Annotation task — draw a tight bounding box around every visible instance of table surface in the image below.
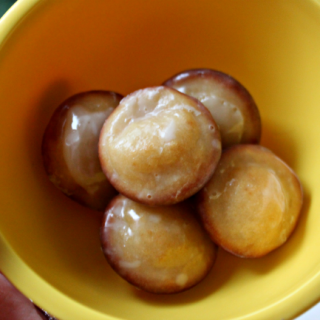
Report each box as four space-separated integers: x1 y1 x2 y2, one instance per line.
0 1 319 319
296 302 320 320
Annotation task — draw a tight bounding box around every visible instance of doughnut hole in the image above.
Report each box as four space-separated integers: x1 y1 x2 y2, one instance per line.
99 86 221 206
197 144 303 258
164 69 261 149
101 195 216 294
42 91 123 210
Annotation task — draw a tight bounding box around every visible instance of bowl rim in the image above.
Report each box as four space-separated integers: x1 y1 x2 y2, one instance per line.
0 0 37 48
0 0 320 319
0 3 120 319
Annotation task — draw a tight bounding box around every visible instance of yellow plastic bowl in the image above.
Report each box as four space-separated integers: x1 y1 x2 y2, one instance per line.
0 0 319 319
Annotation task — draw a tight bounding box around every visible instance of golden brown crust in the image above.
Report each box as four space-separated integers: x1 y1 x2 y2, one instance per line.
196 144 303 258
101 195 216 294
163 69 261 148
99 86 221 206
42 91 122 210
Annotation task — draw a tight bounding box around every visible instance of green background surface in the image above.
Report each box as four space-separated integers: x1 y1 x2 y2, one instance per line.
0 0 17 17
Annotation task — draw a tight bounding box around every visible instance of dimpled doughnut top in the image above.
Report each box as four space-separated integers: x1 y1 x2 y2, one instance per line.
99 86 221 206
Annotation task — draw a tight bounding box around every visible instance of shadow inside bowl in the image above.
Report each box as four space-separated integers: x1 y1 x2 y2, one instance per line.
261 120 298 170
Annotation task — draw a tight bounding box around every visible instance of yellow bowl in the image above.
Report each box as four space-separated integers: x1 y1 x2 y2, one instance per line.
0 0 319 319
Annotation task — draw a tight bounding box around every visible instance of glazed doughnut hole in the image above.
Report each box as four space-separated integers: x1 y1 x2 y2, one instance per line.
163 69 261 149
101 195 216 294
42 90 123 211
197 144 303 258
99 86 221 206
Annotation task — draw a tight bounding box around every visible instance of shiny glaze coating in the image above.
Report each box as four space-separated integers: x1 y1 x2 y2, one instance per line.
197 145 303 258
101 195 216 294
99 86 221 206
42 91 122 210
164 69 261 149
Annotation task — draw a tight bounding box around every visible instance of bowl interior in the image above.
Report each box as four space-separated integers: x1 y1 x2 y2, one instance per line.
0 0 320 319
